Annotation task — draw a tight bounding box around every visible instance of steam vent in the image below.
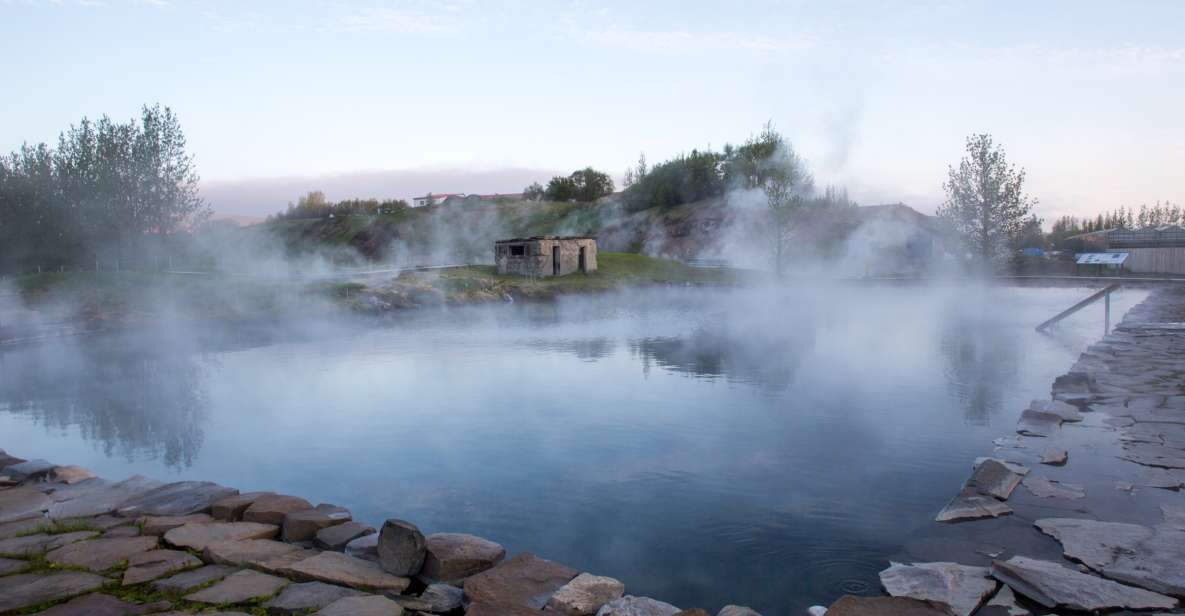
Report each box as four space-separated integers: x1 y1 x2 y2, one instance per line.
495 236 598 277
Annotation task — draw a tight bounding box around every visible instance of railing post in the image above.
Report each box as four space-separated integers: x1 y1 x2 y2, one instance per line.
1105 290 1111 334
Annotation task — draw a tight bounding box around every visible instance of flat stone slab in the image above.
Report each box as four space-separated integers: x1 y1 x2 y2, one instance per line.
163 521 278 550
263 580 366 615
46 535 159 571
117 480 238 517
1022 476 1085 499
1016 410 1061 437
390 582 464 612
122 548 202 585
1119 442 1185 469
1039 448 1068 465
141 513 213 535
346 532 380 562
0 556 28 575
152 563 236 593
547 572 627 615
990 556 1177 611
243 494 312 525
980 585 1028 616
314 595 405 615
315 520 375 551
204 538 301 566
464 552 578 609
1035 518 1152 569
1163 504 1185 529
935 491 1012 523
284 504 351 543
0 516 44 539
422 532 506 582
0 530 98 556
594 595 681 615
47 465 96 485
211 491 274 521
1029 400 1084 422
0 571 107 612
46 476 163 519
967 459 1024 499
36 592 172 615
1038 517 1185 596
2 458 55 481
825 595 960 616
278 550 411 592
0 486 52 523
878 561 997 616
253 546 321 574
187 568 290 604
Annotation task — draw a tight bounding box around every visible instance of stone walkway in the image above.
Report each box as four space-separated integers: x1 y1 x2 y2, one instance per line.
822 285 1185 615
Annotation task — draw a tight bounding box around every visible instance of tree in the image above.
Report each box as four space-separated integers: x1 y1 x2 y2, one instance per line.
750 123 813 277
937 134 1036 263
522 182 545 201
544 168 614 202
544 176 577 202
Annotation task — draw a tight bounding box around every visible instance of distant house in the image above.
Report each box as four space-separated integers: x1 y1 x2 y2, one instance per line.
413 192 526 207
495 236 598 277
412 193 465 207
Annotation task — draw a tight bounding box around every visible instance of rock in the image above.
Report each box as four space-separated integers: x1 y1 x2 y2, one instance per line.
1022 476 1085 499
674 610 710 616
967 459 1024 499
31 592 170 615
989 556 1177 611
935 490 1012 523
471 602 551 615
0 530 98 556
805 607 828 616
2 458 55 481
284 504 352 543
878 561 997 616
277 550 411 591
211 491 274 521
46 475 163 519
546 572 626 615
346 531 380 562
1106 526 1185 596
389 582 463 612
188 569 291 604
315 595 405 615
980 585 1029 615
1139 467 1185 489
141 512 214 535
46 535 158 571
104 525 142 538
422 532 506 582
162 520 278 550
1029 400 1084 422
465 552 579 610
1016 410 1062 437
316 520 375 551
717 606 762 616
263 581 366 615
1163 504 1185 529
152 563 236 593
0 571 107 612
243 493 312 525
0 516 44 539
0 486 52 523
378 518 426 576
1039 448 1067 465
824 596 952 616
595 595 681 615
1034 518 1152 569
0 556 28 574
253 546 321 574
1120 443 1185 469
204 538 301 566
116 480 238 517
121 548 201 584
0 449 25 468
47 465 95 485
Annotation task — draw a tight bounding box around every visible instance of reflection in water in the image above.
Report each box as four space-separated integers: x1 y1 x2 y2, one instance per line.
630 324 815 390
0 342 209 467
939 316 1021 425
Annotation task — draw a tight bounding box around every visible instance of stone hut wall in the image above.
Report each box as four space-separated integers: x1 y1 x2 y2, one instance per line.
495 237 598 277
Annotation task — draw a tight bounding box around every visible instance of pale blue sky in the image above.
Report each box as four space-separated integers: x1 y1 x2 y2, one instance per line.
2 0 1182 218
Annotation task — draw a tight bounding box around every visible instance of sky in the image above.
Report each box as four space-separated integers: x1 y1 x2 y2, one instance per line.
1 0 1182 220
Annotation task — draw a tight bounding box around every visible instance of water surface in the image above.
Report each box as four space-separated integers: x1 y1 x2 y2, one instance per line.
0 283 1146 614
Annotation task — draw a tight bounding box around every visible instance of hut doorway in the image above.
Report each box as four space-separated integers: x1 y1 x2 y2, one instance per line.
578 247 587 273
552 246 560 276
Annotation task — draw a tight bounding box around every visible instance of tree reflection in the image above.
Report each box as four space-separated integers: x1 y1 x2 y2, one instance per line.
939 317 1020 425
631 323 816 390
0 340 209 467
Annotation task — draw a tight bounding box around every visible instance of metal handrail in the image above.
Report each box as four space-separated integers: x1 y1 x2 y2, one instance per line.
1036 283 1122 333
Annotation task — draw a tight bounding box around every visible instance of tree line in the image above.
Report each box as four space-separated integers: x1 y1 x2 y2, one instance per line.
269 190 410 221
0 104 206 274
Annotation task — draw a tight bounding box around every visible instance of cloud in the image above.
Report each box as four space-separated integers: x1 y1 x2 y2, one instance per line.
582 26 817 54
331 6 457 34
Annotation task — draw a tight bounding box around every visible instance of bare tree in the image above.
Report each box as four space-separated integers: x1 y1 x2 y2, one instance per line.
938 134 1035 263
752 122 812 277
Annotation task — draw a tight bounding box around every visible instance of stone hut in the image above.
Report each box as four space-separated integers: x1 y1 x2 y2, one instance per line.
495 236 597 277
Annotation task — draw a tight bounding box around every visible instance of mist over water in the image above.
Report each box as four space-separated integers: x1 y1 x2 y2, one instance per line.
0 283 1147 614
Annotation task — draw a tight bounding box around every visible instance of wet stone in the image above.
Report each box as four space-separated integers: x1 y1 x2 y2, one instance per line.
263 580 366 615
116 480 238 517
1035 518 1153 570
966 459 1024 499
594 595 682 616
1016 409 1062 437
46 535 159 571
243 494 312 525
717 607 762 616
1039 448 1068 465
825 595 970 616
32 592 171 615
0 571 107 612
315 520 375 551
389 582 463 613
152 563 236 593
1029 400 1084 422
990 555 1177 611
211 491 274 521
277 550 411 592
2 458 55 481
141 512 213 535
463 552 578 610
1022 476 1085 499
315 595 405 615
163 521 278 550
46 475 163 519
47 465 95 485
283 504 351 543
421 532 505 583
0 530 98 556
378 518 426 576
0 486 52 523
345 531 380 562
122 548 202 585
878 561 997 616
188 569 290 604
935 490 1012 523
979 585 1029 616
546 572 627 615
204 538 301 566
1163 504 1185 529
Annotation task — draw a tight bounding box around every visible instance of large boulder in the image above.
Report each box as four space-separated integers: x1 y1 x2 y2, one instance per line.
315 521 375 551
283 504 351 543
243 494 312 525
421 532 505 583
878 562 997 616
345 532 380 562
389 582 463 613
463 552 578 610
546 572 627 615
990 556 1177 611
377 518 426 576
211 491 274 521
595 595 681 616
